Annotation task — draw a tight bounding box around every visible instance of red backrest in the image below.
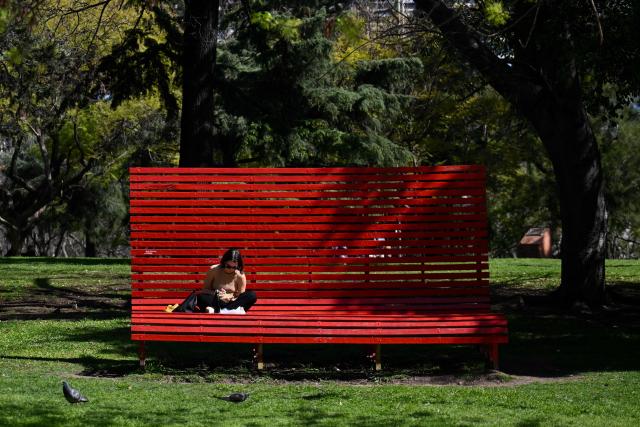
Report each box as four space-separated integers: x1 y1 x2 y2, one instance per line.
130 166 490 314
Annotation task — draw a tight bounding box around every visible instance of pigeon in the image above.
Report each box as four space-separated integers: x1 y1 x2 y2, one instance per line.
62 381 88 403
220 392 249 403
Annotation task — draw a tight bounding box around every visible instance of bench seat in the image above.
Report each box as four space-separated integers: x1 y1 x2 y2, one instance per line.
132 312 508 344
129 165 508 369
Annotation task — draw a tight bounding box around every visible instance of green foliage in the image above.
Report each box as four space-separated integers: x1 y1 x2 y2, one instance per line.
250 11 302 41
214 5 418 167
0 7 8 34
97 6 181 120
597 105 640 257
483 1 510 27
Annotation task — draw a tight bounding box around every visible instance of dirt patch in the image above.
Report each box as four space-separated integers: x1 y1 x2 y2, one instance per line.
0 283 129 320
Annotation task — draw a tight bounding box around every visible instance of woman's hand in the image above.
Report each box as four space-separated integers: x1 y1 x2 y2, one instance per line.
217 289 233 302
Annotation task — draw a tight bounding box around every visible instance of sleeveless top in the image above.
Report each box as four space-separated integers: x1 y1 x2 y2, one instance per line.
203 264 245 296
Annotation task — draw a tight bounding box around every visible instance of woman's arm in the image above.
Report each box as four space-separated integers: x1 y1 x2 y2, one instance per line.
201 266 218 294
233 273 247 298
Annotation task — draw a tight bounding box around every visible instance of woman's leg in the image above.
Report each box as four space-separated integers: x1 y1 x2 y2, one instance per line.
224 291 257 311
196 293 218 313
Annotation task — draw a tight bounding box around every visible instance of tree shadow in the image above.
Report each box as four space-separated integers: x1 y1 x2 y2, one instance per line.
0 257 128 265
2 354 139 377
0 277 129 321
498 288 640 377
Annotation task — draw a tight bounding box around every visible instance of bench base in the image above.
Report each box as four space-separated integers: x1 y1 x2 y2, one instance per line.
134 340 503 371
132 310 507 370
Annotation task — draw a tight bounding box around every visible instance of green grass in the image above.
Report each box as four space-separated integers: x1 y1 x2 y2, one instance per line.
0 257 130 300
490 258 640 289
1 257 640 426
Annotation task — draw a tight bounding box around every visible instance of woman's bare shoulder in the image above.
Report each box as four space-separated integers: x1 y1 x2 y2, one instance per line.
206 265 220 275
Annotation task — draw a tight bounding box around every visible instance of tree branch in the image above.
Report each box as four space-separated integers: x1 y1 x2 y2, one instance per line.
0 214 18 231
587 0 604 45
88 0 110 48
414 0 543 113
60 0 111 17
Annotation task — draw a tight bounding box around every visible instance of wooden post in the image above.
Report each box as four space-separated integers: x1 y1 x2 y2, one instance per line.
482 344 499 370
369 344 382 371
138 341 146 368
255 343 264 370
488 343 499 370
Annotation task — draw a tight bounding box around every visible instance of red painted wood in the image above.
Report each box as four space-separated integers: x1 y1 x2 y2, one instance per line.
130 316 506 328
131 280 491 290
131 256 488 266
130 334 507 345
130 165 484 174
128 166 507 354
132 311 506 321
132 324 507 336
130 171 485 183
131 288 489 299
130 188 487 199
130 197 486 208
132 304 493 315
130 248 487 258
131 213 488 224
130 239 490 250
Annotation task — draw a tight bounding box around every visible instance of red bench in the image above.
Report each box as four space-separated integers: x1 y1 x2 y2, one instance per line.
129 165 508 369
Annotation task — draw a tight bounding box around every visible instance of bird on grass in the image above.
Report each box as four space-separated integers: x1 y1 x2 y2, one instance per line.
220 392 249 403
62 381 88 403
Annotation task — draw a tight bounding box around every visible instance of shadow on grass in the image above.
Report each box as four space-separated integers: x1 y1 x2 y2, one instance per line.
131 341 492 382
125 302 640 381
2 354 139 377
0 401 195 427
0 277 129 321
501 302 640 377
0 257 129 265
5 325 142 377
32 306 638 382
32 276 129 305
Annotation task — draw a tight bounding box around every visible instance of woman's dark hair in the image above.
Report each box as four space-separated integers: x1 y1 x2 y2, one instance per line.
220 248 244 272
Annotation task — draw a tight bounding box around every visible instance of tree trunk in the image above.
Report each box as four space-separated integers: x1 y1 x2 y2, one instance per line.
6 227 24 256
530 98 607 307
85 232 97 258
414 0 607 307
179 0 219 167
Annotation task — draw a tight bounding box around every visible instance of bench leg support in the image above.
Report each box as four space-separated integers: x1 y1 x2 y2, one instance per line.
484 344 499 370
254 344 264 370
368 344 382 371
138 341 146 368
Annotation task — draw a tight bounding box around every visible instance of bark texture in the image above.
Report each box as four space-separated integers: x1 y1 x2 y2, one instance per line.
179 0 219 167
415 0 607 306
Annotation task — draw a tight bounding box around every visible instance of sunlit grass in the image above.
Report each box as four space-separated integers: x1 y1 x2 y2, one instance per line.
1 257 639 426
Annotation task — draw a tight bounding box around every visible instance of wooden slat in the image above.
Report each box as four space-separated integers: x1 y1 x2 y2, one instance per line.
131 312 505 321
131 213 487 224
130 248 487 258
130 165 484 174
128 166 508 351
130 334 507 345
131 280 491 290
130 188 487 199
130 171 485 183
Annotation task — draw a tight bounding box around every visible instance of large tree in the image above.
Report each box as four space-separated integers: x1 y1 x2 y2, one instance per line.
414 0 640 307
179 0 219 166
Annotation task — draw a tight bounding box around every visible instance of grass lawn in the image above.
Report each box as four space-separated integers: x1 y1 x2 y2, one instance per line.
1 257 639 426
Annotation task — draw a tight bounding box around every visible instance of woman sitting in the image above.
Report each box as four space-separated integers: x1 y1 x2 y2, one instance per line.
196 248 257 314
